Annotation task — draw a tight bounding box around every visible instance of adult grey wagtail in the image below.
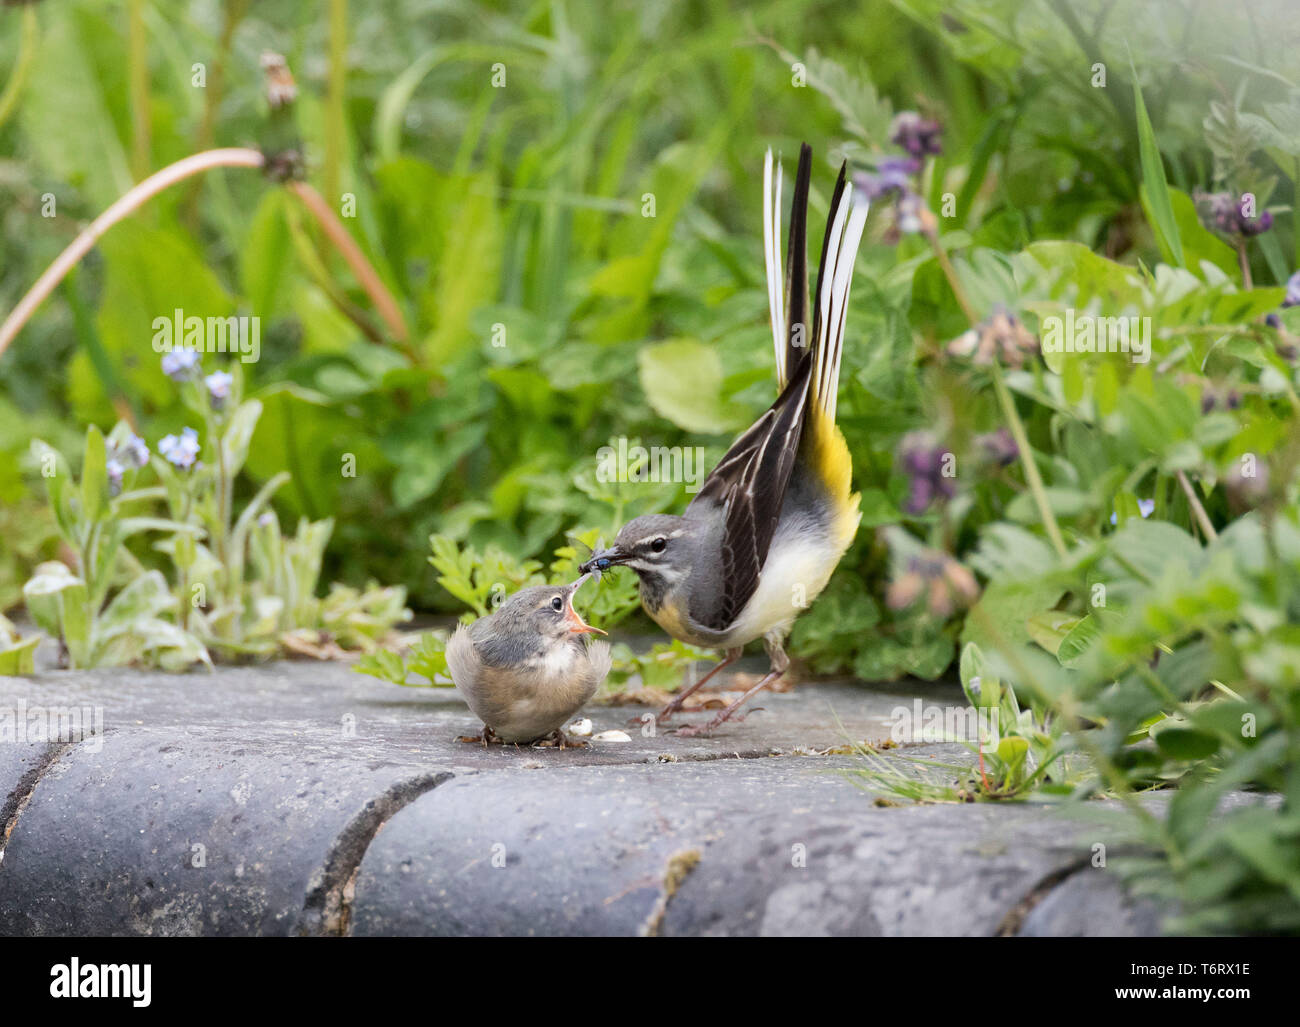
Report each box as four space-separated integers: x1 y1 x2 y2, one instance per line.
581 143 868 735
446 575 611 746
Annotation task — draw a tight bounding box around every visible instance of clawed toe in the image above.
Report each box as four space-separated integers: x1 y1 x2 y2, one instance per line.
532 730 588 749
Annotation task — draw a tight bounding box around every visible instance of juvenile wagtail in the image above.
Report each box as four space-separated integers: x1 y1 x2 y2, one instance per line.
581 143 868 735
446 575 611 746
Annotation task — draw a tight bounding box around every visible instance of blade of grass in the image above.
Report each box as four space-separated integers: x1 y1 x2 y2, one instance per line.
1130 56 1184 267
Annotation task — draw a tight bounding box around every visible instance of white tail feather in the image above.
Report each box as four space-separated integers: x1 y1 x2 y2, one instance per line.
763 149 786 387
763 149 868 418
816 193 868 423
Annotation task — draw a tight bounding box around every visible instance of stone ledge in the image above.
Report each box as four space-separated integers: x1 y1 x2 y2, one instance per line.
0 661 1173 936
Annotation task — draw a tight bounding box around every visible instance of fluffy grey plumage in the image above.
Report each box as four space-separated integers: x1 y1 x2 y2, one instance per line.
445 578 611 744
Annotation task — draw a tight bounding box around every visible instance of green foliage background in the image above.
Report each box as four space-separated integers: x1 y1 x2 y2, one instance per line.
0 0 1296 675
3 0 1300 935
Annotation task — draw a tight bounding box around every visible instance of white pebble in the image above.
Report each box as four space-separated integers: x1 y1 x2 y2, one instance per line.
567 718 593 737
591 729 631 743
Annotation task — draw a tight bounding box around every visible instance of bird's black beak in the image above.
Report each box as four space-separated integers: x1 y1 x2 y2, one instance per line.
578 545 627 578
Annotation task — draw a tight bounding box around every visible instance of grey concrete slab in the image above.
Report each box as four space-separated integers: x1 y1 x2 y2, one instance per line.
349 755 1152 937
0 725 451 936
0 659 1186 937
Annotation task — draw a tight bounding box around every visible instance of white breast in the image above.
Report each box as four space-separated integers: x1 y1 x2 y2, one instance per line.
724 528 840 647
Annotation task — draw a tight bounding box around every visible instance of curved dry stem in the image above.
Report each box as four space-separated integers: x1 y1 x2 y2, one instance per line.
287 180 414 355
0 147 266 357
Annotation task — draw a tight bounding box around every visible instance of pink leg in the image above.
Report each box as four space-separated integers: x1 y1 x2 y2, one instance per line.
675 638 789 737
632 647 742 725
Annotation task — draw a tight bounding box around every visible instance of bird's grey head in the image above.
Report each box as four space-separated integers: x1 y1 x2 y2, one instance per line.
486 577 606 644
579 514 693 607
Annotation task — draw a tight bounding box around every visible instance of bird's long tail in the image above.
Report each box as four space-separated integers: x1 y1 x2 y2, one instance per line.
764 144 868 549
763 144 869 422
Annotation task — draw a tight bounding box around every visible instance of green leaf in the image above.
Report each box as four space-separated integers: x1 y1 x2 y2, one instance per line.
0 616 41 676
1026 611 1081 657
638 338 748 434
1132 64 1184 267
22 561 90 667
354 648 410 686
240 190 295 320
1152 721 1221 760
222 400 264 480
80 424 108 525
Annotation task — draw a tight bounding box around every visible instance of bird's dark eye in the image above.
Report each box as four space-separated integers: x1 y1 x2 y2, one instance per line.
551 596 564 611
651 537 667 553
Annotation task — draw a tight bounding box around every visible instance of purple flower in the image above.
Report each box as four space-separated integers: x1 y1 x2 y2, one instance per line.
205 370 233 409
890 112 943 159
887 551 978 618
899 432 956 514
853 157 920 201
1201 386 1242 413
106 457 125 498
158 426 200 470
976 428 1018 467
1194 190 1274 238
161 348 202 381
947 304 1040 368
1239 209 1273 237
1284 271 1300 309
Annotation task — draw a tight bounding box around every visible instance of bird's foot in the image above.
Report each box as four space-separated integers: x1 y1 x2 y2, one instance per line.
672 704 762 737
532 729 588 749
455 725 501 746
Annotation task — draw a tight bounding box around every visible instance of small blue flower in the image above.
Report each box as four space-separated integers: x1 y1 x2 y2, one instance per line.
158 426 200 470
162 349 202 380
1284 271 1300 309
106 457 125 498
119 433 149 469
205 371 233 408
1110 499 1155 526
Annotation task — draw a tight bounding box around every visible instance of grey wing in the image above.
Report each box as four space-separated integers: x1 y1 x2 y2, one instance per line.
687 358 811 631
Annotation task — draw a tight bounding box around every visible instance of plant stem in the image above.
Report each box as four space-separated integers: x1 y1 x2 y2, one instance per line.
1236 239 1253 291
127 0 151 180
0 147 267 357
991 361 1068 558
324 0 348 208
0 3 37 132
921 216 1066 557
286 180 414 354
923 221 979 324
1176 469 1218 541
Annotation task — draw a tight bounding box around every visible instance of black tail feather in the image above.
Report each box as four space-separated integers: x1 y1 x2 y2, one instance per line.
811 160 848 346
783 143 813 378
